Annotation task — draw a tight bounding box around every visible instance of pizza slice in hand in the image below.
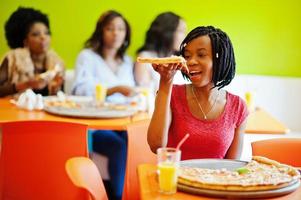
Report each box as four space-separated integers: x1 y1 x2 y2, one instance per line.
39 63 61 81
137 55 189 73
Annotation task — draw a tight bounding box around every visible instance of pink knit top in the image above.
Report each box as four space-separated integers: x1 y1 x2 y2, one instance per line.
167 85 248 160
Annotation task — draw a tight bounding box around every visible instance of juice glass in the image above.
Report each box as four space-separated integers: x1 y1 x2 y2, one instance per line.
157 147 181 194
245 91 254 111
95 84 107 104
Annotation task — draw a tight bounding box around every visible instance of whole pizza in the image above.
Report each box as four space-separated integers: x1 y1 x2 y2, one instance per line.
178 156 300 191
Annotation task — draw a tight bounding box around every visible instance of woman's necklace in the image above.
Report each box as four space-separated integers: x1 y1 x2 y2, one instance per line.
191 86 219 120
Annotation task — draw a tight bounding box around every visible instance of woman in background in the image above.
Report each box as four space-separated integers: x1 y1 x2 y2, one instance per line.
134 12 187 92
72 10 135 200
72 11 135 101
0 7 65 97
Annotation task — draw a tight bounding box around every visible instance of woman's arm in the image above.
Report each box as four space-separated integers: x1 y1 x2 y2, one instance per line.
47 62 65 95
225 118 248 159
134 62 152 86
0 58 47 96
48 74 64 95
147 78 173 153
147 63 185 153
0 58 17 97
72 51 97 96
106 85 135 97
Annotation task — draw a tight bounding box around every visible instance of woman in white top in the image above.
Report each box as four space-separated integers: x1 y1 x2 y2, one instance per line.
71 10 134 200
134 12 187 92
72 11 135 101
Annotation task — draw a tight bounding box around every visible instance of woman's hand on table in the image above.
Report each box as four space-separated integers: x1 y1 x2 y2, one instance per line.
107 85 136 97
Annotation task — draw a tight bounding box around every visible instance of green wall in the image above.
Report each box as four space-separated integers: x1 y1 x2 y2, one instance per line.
1 0 301 77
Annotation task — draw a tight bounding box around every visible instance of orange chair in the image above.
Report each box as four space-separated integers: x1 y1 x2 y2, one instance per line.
65 157 108 200
0 121 90 200
122 120 157 200
251 138 301 167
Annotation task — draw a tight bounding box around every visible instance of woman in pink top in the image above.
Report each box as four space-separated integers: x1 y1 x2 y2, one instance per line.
147 26 248 160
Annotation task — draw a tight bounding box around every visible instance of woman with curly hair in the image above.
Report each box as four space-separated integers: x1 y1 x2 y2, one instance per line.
0 7 65 97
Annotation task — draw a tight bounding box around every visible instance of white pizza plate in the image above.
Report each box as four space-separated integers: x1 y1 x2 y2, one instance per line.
43 95 93 103
180 159 247 170
178 180 300 199
43 96 137 119
178 159 300 199
43 106 137 118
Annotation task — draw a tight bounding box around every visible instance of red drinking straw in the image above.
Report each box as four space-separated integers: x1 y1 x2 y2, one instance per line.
176 133 190 151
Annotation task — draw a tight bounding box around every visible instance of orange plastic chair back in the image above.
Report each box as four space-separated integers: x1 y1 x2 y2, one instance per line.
0 120 89 200
66 157 108 200
122 120 157 200
251 138 301 167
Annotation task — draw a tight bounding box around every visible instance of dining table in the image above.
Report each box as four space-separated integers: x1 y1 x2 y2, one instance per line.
0 97 148 130
245 108 289 134
138 164 301 200
0 97 289 133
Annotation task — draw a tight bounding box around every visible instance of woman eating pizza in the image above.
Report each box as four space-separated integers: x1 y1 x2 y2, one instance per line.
147 26 249 160
0 7 65 97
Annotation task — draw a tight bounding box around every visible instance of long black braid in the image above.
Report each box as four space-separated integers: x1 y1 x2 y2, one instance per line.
180 26 236 89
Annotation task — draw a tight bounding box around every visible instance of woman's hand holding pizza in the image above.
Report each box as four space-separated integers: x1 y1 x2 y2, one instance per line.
137 56 189 83
152 62 186 82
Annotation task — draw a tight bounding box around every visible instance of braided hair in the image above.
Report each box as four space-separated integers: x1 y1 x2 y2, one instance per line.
5 7 50 49
180 26 235 89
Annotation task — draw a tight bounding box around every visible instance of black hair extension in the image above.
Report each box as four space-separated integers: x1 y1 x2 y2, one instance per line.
180 26 236 89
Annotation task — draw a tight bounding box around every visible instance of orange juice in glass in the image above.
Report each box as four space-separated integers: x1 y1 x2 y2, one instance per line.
245 91 254 111
157 147 181 194
95 84 107 105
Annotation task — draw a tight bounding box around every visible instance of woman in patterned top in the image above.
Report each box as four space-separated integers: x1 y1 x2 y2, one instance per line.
147 26 248 160
0 7 64 97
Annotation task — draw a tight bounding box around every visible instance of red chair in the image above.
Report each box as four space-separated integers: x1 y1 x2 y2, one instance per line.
66 157 108 200
122 120 157 200
0 121 90 200
251 138 301 167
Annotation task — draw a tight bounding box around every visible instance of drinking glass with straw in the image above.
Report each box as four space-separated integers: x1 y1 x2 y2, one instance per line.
157 133 190 194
